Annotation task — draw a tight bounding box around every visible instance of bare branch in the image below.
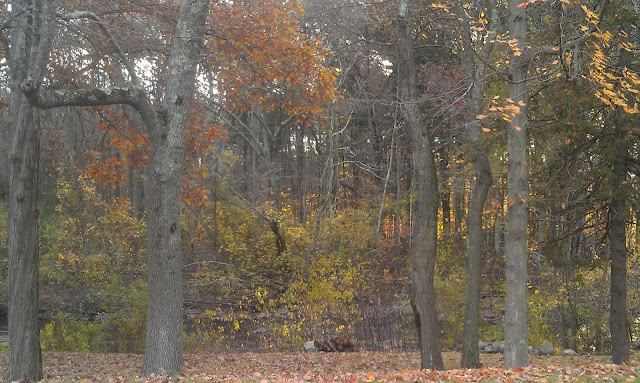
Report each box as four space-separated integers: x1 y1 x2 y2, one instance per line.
21 79 145 110
59 10 141 86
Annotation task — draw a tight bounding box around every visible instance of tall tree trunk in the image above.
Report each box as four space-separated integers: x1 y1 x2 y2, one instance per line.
607 21 634 363
504 0 530 368
461 149 492 369
7 0 55 379
396 0 444 370
609 121 629 364
8 84 43 383
459 1 495 368
142 0 210 375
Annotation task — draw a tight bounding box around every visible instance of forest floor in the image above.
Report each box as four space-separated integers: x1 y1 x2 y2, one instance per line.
1 350 640 382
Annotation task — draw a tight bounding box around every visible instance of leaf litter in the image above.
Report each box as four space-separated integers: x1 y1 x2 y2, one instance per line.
1 351 639 382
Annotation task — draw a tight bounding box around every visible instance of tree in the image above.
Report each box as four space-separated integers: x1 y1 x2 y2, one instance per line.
396 0 444 370
140 0 210 374
7 0 55 380
578 0 638 363
20 0 211 375
608 119 630 364
458 0 496 368
504 0 529 368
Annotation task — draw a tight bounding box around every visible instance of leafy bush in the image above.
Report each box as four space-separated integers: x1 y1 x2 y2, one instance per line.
99 277 148 353
41 311 104 352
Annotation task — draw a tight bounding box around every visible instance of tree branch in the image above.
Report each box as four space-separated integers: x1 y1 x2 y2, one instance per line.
21 80 145 110
59 10 141 85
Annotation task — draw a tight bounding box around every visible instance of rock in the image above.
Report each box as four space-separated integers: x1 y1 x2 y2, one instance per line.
304 340 319 352
538 341 555 356
528 346 539 355
633 339 640 350
478 341 490 351
483 342 504 354
562 349 579 356
483 344 501 353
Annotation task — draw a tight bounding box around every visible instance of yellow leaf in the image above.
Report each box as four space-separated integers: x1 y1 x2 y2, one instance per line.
363 372 376 382
515 126 522 131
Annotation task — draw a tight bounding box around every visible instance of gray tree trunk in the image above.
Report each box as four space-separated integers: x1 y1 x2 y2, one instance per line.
609 122 630 364
607 22 634 364
504 0 530 368
459 1 496 368
7 0 55 379
142 0 210 375
396 0 444 370
7 96 42 383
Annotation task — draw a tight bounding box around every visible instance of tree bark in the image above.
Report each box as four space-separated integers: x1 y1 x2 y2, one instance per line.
438 145 451 234
7 0 55 379
296 125 306 223
142 0 210 375
459 1 496 368
607 19 634 364
504 0 530 368
609 122 629 364
396 0 444 370
8 78 43 383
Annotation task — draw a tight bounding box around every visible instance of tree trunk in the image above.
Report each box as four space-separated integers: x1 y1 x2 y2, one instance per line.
452 165 464 244
461 151 492 369
609 122 629 365
142 0 210 376
459 1 495 368
296 125 306 223
7 0 55 379
438 145 451 234
8 86 43 383
396 0 444 370
504 0 530 368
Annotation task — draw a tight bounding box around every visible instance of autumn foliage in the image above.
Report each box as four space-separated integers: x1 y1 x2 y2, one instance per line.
3 0 640 378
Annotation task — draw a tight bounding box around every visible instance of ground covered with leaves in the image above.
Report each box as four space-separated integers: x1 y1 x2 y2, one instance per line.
1 351 640 382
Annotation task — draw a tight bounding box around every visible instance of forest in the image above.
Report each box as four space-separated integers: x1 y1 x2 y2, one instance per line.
1 0 640 381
